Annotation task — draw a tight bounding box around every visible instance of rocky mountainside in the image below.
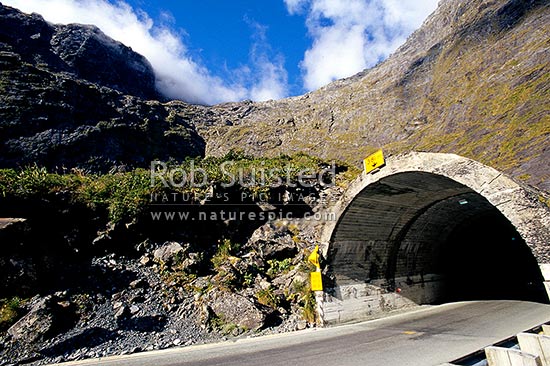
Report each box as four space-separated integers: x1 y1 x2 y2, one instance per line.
201 0 549 190
0 3 205 172
0 0 549 364
0 0 548 188
0 4 158 99
0 157 348 364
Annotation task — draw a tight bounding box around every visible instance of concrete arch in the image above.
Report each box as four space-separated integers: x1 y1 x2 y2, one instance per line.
317 152 550 324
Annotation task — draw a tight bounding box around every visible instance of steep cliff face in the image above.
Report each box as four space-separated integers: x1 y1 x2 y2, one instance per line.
0 4 205 172
0 4 158 99
200 0 550 190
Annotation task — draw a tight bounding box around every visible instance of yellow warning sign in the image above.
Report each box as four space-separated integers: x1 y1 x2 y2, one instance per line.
308 245 320 269
363 149 385 174
310 271 323 291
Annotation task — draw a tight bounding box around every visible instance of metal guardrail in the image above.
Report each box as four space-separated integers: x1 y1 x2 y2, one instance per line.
449 323 549 366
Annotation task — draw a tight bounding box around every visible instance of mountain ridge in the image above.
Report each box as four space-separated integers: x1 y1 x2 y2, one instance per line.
0 0 548 190
201 0 549 190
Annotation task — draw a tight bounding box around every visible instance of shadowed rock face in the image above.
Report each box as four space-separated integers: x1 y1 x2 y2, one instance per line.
7 295 77 343
0 3 205 172
0 58 206 171
0 4 158 99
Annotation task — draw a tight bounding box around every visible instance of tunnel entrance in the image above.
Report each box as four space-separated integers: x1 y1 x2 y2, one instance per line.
440 209 546 303
322 170 549 323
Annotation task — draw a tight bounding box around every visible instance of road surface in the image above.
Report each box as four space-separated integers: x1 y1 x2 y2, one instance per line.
51 301 550 366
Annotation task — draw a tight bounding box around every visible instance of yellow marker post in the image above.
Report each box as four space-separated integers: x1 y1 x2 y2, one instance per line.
310 272 323 291
308 245 320 269
363 149 385 174
308 245 323 291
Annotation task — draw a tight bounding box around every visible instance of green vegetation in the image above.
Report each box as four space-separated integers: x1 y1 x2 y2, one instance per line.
211 238 240 269
300 291 317 324
266 258 294 278
539 195 550 208
0 297 25 331
0 152 356 224
209 313 247 335
255 287 279 309
0 165 151 223
279 250 319 323
287 279 317 324
162 268 198 290
210 238 255 291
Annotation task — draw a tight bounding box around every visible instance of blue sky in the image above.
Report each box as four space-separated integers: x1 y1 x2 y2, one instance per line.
128 0 309 94
4 0 439 105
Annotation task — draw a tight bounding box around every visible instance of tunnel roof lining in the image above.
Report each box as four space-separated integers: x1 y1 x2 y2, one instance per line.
331 172 477 243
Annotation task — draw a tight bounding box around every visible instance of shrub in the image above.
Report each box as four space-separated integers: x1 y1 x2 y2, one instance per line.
266 258 294 278
256 287 279 309
211 239 240 269
300 291 317 324
0 297 25 331
0 153 357 224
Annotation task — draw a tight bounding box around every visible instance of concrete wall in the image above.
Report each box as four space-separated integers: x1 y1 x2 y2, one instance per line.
318 274 443 324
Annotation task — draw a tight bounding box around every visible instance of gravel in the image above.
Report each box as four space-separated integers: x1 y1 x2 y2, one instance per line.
0 254 311 366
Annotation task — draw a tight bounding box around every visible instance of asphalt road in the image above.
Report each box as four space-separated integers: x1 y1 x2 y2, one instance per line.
51 300 550 366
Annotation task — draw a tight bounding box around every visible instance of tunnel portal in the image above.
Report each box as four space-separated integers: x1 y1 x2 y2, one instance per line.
317 153 550 324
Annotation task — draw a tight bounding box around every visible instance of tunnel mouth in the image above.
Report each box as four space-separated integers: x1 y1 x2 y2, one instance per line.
326 171 549 307
437 208 547 304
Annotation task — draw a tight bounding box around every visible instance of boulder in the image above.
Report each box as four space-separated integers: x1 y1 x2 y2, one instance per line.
210 263 239 289
247 223 298 260
180 252 202 272
153 242 185 265
205 289 266 330
139 255 152 266
129 279 148 289
272 268 308 291
7 295 76 343
114 305 130 320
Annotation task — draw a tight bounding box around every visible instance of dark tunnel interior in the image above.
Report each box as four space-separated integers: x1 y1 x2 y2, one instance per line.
438 210 547 303
326 171 549 305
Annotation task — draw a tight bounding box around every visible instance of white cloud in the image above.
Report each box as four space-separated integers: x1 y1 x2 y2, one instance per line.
246 21 288 101
285 0 439 91
302 25 367 90
248 58 288 102
283 0 308 15
3 0 287 104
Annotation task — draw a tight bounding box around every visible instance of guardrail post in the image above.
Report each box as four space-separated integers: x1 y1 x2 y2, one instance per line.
517 333 550 366
485 346 542 366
